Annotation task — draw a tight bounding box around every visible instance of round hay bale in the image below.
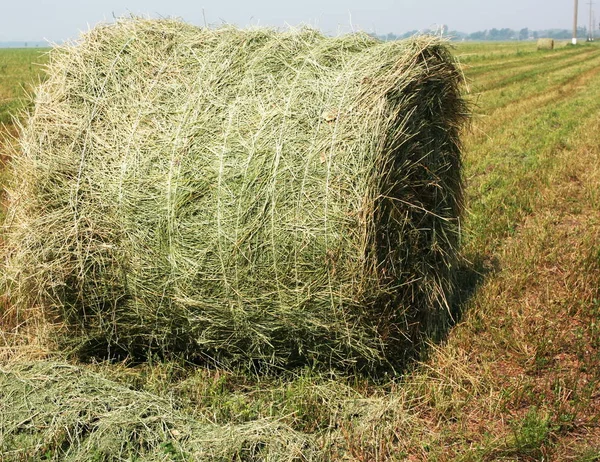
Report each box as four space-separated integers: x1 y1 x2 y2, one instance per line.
537 38 555 50
3 18 468 371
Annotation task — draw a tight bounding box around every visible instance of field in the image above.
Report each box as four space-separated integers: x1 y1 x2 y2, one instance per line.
1 40 599 460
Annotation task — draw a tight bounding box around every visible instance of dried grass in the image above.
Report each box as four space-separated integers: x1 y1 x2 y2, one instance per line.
3 18 468 371
0 360 318 460
537 38 555 51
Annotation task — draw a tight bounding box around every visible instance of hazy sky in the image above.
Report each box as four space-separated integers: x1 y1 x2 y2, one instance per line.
1 0 585 42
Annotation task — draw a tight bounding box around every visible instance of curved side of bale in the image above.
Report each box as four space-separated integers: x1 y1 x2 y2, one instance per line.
0 361 318 460
537 38 554 50
3 19 468 371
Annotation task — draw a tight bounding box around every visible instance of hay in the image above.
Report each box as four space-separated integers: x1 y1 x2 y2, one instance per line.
3 18 467 370
0 361 318 460
537 38 554 50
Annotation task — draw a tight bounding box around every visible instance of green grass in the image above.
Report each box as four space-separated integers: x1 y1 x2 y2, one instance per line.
0 48 48 125
0 48 48 224
2 40 600 460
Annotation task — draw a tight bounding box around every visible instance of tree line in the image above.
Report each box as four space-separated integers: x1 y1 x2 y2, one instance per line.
376 26 590 41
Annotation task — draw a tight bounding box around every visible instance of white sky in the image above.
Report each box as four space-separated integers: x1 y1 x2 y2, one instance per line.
0 0 587 42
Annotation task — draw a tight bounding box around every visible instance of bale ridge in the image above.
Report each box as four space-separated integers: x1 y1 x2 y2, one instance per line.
3 18 468 371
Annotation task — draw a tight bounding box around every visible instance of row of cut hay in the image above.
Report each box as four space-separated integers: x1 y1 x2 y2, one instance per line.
2 18 468 372
0 361 318 460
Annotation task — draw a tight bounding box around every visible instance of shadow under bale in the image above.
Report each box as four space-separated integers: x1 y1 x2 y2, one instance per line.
3 18 469 373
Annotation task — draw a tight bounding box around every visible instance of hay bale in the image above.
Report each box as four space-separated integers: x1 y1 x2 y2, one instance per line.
3 18 467 370
0 361 318 460
537 38 554 50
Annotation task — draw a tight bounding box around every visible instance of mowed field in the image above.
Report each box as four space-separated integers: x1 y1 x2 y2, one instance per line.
0 40 599 460
0 48 46 224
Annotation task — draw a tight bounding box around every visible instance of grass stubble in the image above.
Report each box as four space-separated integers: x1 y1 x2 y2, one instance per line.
1 31 600 461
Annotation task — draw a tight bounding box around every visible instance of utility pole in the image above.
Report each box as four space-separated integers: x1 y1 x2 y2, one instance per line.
588 1 595 41
574 0 579 44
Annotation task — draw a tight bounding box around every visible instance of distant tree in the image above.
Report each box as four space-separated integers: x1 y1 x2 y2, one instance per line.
548 29 569 39
449 30 468 41
487 28 515 40
539 27 585 39
390 26 588 42
399 30 419 39
519 28 529 40
469 30 488 41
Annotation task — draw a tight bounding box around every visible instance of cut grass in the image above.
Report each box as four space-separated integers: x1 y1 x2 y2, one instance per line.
3 21 467 370
1 39 600 460
0 361 318 461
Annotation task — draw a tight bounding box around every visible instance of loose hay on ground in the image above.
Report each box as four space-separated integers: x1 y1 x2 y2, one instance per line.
0 361 318 460
3 18 468 371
